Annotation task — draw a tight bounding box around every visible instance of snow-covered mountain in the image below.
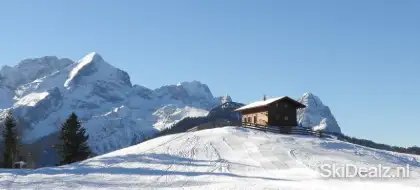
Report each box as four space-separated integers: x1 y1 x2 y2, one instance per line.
0 52 224 157
0 52 343 166
297 92 342 134
1 127 418 189
0 56 73 89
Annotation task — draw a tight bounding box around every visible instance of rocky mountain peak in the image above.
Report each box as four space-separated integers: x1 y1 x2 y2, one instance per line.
300 92 323 107
177 80 214 100
220 95 232 104
64 52 132 89
0 56 73 88
0 52 224 164
297 92 341 134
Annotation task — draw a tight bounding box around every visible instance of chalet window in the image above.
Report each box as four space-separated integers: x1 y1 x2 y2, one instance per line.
248 117 252 123
284 116 289 121
254 116 257 123
275 114 280 120
243 117 247 122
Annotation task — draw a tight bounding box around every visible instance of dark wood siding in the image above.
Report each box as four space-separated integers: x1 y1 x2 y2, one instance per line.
238 96 304 127
267 99 299 126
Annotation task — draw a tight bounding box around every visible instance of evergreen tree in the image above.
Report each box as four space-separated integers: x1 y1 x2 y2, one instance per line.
2 112 18 168
58 113 91 165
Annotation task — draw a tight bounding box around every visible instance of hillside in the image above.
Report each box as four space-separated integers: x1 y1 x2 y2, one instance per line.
0 127 418 189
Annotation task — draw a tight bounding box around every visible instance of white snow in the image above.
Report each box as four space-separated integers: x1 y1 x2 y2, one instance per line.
0 52 341 167
0 127 418 189
235 96 286 111
313 118 328 131
219 94 232 104
153 105 209 130
298 92 342 133
14 91 50 107
64 52 100 88
1 52 222 157
178 80 214 101
0 56 72 89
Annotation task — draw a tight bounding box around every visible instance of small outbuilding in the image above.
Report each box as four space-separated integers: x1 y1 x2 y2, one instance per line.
235 96 306 127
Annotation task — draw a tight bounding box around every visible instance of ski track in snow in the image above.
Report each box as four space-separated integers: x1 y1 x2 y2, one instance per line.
0 126 419 189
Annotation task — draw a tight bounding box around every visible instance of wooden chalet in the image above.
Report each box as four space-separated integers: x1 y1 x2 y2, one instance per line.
235 96 306 127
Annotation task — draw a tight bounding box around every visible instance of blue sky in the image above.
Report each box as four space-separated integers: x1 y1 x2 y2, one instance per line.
1 1 419 146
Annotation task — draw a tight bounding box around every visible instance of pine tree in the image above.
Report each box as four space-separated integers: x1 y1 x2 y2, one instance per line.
58 113 91 165
2 112 18 168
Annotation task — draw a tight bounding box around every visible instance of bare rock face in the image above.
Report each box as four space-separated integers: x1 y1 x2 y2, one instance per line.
297 93 341 134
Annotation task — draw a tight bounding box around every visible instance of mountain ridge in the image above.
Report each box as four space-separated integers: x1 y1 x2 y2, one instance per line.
0 52 342 166
0 53 223 164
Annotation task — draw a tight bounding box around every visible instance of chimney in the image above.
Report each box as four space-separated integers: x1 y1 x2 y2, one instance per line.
263 94 267 101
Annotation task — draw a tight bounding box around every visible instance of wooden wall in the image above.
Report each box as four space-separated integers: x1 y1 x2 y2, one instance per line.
267 100 298 126
242 111 268 126
239 98 302 127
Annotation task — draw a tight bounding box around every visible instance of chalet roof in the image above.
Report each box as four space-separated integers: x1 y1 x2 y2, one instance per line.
235 96 305 112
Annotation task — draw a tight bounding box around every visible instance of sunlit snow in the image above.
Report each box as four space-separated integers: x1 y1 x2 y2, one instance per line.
14 92 49 107
0 127 418 189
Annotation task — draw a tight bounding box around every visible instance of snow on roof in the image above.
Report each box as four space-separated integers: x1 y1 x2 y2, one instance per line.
235 96 286 111
235 96 305 111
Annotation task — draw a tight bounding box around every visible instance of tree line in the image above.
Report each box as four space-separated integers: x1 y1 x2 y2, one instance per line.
335 134 420 156
1 112 91 168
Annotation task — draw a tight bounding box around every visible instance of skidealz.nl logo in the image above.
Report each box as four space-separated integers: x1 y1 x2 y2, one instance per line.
318 164 410 178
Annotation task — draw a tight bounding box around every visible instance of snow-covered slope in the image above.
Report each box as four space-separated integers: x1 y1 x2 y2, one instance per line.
0 53 224 159
1 127 418 189
298 92 342 133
